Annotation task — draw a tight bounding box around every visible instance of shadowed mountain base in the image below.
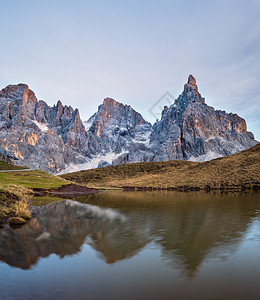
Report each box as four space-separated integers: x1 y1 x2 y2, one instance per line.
61 144 260 190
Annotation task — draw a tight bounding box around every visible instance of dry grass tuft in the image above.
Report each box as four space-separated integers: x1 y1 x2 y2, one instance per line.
0 185 33 226
9 217 27 226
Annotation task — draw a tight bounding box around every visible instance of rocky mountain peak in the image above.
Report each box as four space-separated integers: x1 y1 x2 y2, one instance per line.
161 106 169 117
56 100 63 108
103 97 117 107
0 83 88 173
84 97 152 162
0 83 28 97
187 74 196 86
149 75 257 162
0 83 37 104
181 74 204 104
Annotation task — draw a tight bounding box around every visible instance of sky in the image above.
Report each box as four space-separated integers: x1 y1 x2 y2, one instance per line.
0 0 259 139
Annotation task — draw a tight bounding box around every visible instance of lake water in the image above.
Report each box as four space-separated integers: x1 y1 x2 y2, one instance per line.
0 191 259 300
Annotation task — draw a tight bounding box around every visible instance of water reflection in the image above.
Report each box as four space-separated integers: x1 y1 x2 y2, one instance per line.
0 191 259 277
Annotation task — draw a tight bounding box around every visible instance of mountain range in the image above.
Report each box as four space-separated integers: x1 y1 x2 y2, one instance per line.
0 75 257 174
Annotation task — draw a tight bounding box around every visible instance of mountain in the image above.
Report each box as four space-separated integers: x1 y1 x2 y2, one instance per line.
87 74 256 167
148 75 256 162
0 76 258 173
84 98 152 167
0 84 88 173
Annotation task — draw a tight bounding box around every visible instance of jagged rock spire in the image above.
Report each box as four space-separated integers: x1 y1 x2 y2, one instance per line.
182 74 203 103
103 97 117 106
187 74 196 86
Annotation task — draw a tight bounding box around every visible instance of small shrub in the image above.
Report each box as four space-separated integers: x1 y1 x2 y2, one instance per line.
18 209 31 220
0 185 33 226
15 198 32 220
9 217 26 226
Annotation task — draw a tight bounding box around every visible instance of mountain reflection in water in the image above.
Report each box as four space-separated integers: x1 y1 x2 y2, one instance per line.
0 191 259 279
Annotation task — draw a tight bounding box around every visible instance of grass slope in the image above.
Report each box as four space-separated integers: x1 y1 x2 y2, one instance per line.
0 164 69 225
0 170 69 189
61 145 260 190
0 161 28 170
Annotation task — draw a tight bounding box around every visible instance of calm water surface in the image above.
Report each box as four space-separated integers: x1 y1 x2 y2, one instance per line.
0 191 260 300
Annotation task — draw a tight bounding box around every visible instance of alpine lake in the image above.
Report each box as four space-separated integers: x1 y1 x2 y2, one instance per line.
0 191 259 300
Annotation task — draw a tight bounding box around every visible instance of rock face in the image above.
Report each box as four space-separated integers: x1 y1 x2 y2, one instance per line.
148 75 256 162
0 84 88 173
0 76 257 173
82 98 152 167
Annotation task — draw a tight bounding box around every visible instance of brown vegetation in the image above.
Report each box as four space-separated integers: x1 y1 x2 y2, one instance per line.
61 145 260 191
0 185 33 227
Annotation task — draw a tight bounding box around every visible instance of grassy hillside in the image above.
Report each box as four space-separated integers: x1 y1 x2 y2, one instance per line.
0 170 69 189
61 145 260 190
0 161 28 170
0 161 69 190
0 164 70 226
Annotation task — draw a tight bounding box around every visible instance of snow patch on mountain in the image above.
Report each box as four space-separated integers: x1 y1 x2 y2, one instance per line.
57 151 127 174
132 125 152 146
83 113 96 131
189 151 222 162
32 120 49 131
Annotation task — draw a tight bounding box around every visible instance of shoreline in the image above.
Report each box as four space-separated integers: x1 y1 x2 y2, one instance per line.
120 184 260 192
0 184 100 228
33 183 100 196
